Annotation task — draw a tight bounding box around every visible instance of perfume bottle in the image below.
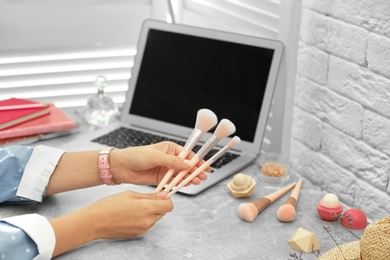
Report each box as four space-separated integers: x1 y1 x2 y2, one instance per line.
85 75 118 127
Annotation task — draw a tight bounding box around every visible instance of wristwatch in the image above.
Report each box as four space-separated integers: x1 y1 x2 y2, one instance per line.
98 148 117 185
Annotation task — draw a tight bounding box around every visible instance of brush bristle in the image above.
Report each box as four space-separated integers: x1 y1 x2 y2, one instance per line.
214 119 236 139
276 204 296 222
238 203 258 223
228 136 241 147
195 109 218 132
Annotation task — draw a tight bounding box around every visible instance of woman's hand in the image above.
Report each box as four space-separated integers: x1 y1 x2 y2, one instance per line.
45 141 209 196
110 141 210 186
50 190 173 256
87 190 172 239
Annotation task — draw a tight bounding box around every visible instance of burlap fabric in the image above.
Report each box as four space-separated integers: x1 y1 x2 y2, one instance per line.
319 216 390 260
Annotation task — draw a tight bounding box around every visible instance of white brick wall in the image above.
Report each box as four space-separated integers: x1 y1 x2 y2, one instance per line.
292 0 390 220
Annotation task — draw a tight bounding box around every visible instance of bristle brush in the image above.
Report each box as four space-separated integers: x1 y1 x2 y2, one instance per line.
166 136 241 198
276 178 303 222
238 182 296 223
162 119 236 193
155 109 217 192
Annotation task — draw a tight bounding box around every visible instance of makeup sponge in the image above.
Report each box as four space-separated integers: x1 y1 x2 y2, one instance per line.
227 173 256 198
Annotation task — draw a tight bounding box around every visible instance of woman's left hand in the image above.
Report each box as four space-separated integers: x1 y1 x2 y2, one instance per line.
110 141 210 186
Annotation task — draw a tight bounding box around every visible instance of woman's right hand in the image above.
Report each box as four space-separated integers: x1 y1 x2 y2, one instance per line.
50 190 173 257
88 190 173 239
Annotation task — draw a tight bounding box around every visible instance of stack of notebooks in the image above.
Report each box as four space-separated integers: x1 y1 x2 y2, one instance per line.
0 98 77 146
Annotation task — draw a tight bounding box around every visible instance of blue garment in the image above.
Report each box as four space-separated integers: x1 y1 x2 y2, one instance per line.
0 222 38 259
1 146 41 259
0 146 34 204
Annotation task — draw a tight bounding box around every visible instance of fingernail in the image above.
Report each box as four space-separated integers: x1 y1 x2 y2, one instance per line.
183 159 193 167
156 191 168 200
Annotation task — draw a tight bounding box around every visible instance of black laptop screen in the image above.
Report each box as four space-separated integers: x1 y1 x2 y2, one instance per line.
129 29 274 142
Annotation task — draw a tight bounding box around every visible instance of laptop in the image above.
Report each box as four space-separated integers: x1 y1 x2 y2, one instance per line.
61 19 284 195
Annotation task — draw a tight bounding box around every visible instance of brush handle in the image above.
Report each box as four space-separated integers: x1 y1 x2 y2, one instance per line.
251 197 272 213
163 155 199 192
285 196 297 208
195 135 219 159
155 127 207 192
183 128 202 151
290 178 303 201
155 150 191 192
167 144 232 197
155 168 175 192
264 182 296 202
247 183 296 214
163 135 219 192
166 159 205 198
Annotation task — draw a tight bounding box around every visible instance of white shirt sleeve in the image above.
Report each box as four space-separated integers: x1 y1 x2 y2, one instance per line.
16 145 65 202
1 213 55 260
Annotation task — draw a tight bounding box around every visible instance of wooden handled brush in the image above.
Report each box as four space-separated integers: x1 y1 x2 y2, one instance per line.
238 182 296 223
277 178 303 222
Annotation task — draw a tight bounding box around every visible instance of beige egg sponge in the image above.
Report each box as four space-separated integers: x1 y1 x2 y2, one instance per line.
227 173 256 198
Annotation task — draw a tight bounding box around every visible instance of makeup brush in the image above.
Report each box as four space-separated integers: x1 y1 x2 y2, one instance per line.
166 136 241 198
238 182 296 223
163 119 236 193
277 178 303 222
155 109 218 192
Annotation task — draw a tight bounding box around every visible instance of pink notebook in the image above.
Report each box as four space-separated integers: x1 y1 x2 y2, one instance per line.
0 98 50 130
0 104 77 139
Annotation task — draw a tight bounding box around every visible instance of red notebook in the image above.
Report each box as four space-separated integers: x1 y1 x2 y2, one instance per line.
0 104 77 139
0 98 50 130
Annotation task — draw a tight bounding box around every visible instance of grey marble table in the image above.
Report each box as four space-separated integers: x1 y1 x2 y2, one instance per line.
1 163 363 260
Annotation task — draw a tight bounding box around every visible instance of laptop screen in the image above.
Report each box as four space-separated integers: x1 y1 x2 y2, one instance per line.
129 28 275 143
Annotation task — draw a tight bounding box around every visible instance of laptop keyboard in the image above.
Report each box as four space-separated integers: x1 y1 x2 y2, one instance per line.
92 127 240 169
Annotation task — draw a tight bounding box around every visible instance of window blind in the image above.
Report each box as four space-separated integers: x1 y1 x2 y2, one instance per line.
0 49 134 108
0 0 154 108
179 0 281 39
